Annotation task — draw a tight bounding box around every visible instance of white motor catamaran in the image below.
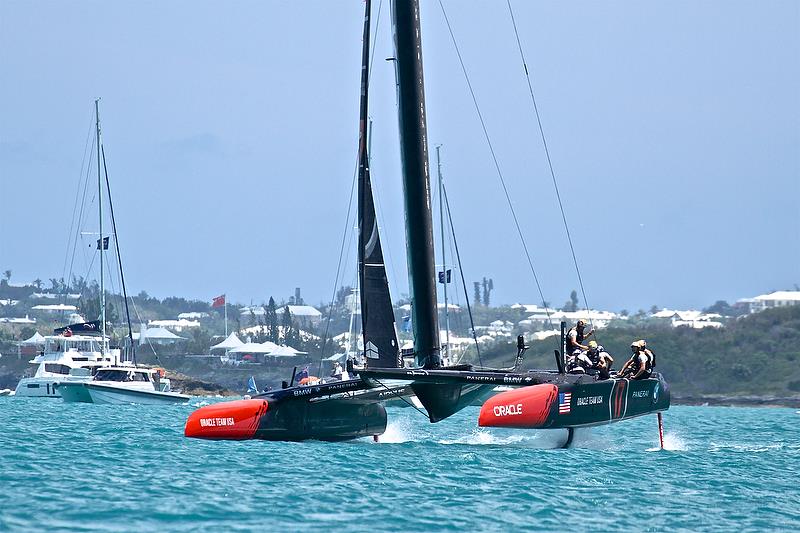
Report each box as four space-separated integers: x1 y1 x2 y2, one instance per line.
14 325 118 398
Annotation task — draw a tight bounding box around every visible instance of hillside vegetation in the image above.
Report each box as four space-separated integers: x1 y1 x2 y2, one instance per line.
481 306 800 397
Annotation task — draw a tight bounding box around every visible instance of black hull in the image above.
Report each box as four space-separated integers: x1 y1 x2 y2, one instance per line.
186 378 393 442
255 396 387 442
543 375 669 429
478 374 670 431
362 368 671 426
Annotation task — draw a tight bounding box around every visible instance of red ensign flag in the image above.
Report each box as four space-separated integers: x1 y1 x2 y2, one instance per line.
211 295 226 308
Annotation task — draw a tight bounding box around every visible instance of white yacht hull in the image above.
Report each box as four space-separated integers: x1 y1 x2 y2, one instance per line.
57 382 94 403
15 376 91 398
85 383 190 405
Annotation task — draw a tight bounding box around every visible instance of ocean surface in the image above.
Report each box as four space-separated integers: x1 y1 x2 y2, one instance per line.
1 398 798 532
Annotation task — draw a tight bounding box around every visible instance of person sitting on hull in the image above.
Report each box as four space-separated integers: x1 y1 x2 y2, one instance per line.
619 340 654 380
587 340 614 380
566 320 594 374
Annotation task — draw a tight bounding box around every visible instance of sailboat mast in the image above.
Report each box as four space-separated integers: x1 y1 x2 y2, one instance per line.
391 0 440 368
95 99 107 356
357 0 372 361
436 146 450 360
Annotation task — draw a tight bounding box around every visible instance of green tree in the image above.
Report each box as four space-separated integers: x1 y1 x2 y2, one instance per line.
482 278 493 307
2 270 10 282
562 290 579 312
281 307 294 345
266 297 279 343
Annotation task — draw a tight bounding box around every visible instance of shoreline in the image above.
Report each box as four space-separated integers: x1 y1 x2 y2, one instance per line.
673 395 800 409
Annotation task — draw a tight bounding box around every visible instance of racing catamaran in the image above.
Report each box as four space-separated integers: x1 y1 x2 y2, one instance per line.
358 0 671 448
184 0 404 442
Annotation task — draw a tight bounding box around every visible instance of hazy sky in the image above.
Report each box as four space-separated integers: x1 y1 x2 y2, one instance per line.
1 1 798 312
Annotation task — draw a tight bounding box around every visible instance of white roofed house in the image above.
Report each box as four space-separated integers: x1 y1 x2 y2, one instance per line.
744 291 800 314
177 312 210 320
275 305 322 326
649 309 723 329
147 319 201 332
519 307 619 331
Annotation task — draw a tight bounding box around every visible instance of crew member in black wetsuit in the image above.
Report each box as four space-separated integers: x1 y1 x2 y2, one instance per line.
619 340 654 380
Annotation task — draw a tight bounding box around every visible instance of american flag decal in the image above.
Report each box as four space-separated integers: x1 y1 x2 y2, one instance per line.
558 392 571 414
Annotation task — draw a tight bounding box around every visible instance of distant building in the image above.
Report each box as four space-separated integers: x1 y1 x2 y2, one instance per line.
147 319 200 331
742 291 800 314
649 309 723 329
31 304 78 313
517 306 620 330
31 292 81 300
275 305 322 325
177 312 210 320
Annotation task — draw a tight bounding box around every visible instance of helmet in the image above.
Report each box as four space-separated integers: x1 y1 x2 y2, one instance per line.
588 340 598 350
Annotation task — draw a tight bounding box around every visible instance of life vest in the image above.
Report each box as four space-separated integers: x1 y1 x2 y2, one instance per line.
629 350 653 375
566 327 584 351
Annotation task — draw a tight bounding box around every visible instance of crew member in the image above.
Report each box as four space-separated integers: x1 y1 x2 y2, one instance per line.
587 340 614 380
619 340 654 380
566 320 594 355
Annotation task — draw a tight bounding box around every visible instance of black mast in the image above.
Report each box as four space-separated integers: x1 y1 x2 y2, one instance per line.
358 0 401 368
391 0 440 369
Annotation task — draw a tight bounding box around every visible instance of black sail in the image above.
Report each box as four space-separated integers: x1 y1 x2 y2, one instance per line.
391 0 440 368
359 0 401 369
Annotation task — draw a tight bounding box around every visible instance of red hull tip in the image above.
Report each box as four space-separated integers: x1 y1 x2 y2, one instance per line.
184 399 268 440
478 384 558 429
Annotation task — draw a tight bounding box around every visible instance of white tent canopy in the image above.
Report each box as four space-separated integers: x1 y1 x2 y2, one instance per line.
137 327 184 345
210 332 244 351
21 332 46 345
230 342 277 354
269 345 306 357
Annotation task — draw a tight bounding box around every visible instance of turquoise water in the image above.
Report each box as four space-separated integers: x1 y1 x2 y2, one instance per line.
1 398 798 532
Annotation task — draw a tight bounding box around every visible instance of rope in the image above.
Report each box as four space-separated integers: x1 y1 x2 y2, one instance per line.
62 109 95 303
102 145 136 364
441 182 482 366
506 0 594 332
371 377 428 418
437 0 553 330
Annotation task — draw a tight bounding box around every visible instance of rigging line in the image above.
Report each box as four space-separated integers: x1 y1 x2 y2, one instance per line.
128 295 163 366
318 157 358 376
371 378 428 418
441 182 482 366
437 0 554 331
506 0 593 330
68 132 98 297
319 0 385 376
62 109 96 302
102 145 136 362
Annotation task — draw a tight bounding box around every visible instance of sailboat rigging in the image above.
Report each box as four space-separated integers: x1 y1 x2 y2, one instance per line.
56 100 189 405
184 0 406 442
187 0 670 446
358 0 671 446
